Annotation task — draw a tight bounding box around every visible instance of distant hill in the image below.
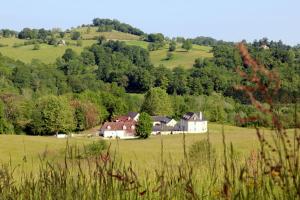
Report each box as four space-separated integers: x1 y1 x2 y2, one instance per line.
0 25 213 68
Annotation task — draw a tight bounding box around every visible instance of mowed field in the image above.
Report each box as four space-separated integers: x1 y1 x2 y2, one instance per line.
0 28 212 68
0 37 95 63
150 44 212 69
0 123 281 173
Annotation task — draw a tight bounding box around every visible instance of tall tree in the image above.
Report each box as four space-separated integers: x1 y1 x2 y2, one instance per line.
31 95 75 135
141 87 173 116
136 112 152 139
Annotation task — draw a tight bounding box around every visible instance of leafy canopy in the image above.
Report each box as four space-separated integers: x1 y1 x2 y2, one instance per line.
136 112 152 139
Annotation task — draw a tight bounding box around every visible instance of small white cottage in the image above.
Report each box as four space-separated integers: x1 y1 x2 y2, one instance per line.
180 112 207 133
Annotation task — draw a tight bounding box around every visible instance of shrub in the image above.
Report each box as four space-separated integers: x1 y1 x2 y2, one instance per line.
13 43 23 48
32 44 40 50
0 43 8 47
166 52 174 60
71 31 81 40
76 40 82 47
85 140 107 157
188 139 216 166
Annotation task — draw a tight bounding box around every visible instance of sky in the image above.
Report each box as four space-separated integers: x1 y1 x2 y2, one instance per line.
1 0 300 45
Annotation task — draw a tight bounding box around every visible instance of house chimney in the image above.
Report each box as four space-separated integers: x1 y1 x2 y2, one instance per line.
199 112 203 120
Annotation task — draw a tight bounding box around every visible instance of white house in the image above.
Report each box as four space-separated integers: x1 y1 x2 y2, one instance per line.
100 121 137 139
180 112 207 133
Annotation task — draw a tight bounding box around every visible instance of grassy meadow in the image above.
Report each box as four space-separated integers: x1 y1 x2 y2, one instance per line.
0 123 276 173
0 37 95 63
150 44 212 69
1 123 298 199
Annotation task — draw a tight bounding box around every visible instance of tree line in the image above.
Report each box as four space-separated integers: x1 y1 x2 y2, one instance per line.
92 18 144 36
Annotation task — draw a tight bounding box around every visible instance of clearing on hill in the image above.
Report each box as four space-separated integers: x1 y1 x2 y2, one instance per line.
150 44 212 69
0 30 213 68
72 27 140 40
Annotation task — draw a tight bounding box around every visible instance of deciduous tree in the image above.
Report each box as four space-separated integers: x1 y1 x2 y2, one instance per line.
136 112 152 139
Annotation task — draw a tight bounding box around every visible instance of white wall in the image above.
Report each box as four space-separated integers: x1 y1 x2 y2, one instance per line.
103 130 125 138
180 120 207 133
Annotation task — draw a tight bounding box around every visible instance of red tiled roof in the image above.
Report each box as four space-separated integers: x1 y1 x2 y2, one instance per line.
101 121 137 135
113 115 133 122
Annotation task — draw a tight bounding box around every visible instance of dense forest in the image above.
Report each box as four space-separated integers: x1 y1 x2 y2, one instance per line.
0 19 299 135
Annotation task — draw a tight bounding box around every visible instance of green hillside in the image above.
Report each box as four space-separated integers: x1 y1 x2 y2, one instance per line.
150 44 212 69
71 27 140 40
0 28 212 68
0 37 94 63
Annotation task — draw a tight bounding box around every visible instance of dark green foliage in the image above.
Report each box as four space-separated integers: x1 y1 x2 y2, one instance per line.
0 100 13 134
84 140 107 157
193 58 213 68
153 65 172 89
18 28 52 41
189 140 216 166
141 87 173 116
212 44 242 68
182 39 193 51
80 50 95 66
59 31 65 38
191 36 229 46
62 48 77 62
169 41 176 52
147 33 164 43
18 28 38 39
37 28 51 41
31 95 75 135
165 52 173 60
0 29 17 38
147 33 165 51
92 18 144 35
32 44 40 50
96 35 106 45
168 66 189 95
136 112 152 139
71 31 81 40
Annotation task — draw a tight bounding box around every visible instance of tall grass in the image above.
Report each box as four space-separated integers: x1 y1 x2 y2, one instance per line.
0 43 299 199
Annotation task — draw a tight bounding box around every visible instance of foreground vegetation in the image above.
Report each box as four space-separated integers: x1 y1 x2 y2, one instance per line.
0 124 260 170
0 123 299 199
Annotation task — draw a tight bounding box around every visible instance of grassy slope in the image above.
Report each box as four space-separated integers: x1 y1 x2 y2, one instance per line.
0 28 212 68
0 37 95 63
74 27 140 40
0 123 283 172
150 44 212 69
